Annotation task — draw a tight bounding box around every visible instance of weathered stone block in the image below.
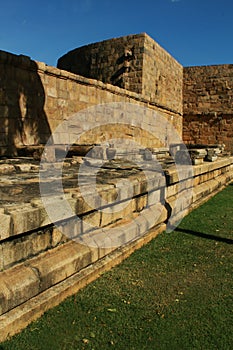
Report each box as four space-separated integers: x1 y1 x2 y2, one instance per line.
75 192 101 216
5 205 42 236
82 211 101 229
51 224 61 242
147 189 161 206
29 242 92 291
2 230 52 269
0 213 11 241
0 164 15 174
192 158 204 165
97 186 118 205
135 194 147 212
100 199 135 227
0 265 40 315
14 164 33 172
47 86 58 98
0 245 3 271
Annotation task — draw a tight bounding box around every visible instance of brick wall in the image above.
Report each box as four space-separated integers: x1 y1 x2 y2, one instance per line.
183 65 233 153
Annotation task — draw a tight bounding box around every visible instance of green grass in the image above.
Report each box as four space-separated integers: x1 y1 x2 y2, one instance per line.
1 184 233 350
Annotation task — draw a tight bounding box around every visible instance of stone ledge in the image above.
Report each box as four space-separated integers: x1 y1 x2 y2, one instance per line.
0 223 166 343
0 241 98 317
0 265 40 315
0 159 232 341
164 157 233 185
0 170 166 241
192 157 233 176
0 203 168 317
0 157 232 242
168 176 232 228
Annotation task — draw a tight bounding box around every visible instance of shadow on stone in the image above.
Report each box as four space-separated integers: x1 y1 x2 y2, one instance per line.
0 52 51 157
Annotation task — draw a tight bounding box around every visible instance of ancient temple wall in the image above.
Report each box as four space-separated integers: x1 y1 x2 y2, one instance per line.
183 65 233 153
0 48 182 156
57 33 145 94
57 33 183 116
0 35 233 342
141 34 183 113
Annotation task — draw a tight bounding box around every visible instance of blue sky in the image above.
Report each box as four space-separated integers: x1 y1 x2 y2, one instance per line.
0 0 232 67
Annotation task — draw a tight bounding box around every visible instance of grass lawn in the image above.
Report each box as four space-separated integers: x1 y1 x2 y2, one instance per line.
1 184 233 350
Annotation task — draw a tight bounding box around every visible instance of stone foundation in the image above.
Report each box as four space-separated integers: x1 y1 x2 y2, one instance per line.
0 156 232 342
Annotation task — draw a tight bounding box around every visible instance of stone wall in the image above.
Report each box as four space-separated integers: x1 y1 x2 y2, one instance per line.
142 34 183 113
0 34 233 342
1 35 232 156
0 156 232 341
183 65 233 153
57 34 145 94
57 33 183 115
0 52 51 156
0 48 182 157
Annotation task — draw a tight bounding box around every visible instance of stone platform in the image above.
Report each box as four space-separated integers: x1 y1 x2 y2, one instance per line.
0 155 233 342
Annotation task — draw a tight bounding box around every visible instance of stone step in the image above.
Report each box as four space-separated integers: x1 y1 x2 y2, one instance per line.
0 223 166 343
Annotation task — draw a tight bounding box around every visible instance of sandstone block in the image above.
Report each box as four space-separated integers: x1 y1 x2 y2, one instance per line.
164 168 179 185
0 164 15 174
14 163 33 172
82 211 101 229
111 179 135 202
205 155 218 162
120 219 140 243
47 86 58 98
192 158 204 165
5 205 42 236
147 189 161 206
0 265 40 315
29 242 92 292
52 226 68 246
0 245 3 271
2 238 30 269
0 213 11 241
75 192 101 215
137 203 167 232
165 184 177 199
97 186 118 205
2 230 52 269
100 198 136 228
68 218 84 239
192 182 212 203
135 194 147 212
